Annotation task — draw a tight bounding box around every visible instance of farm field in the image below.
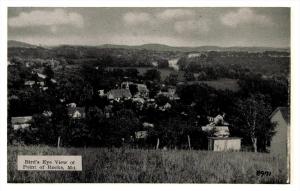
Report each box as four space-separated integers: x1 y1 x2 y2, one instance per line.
106 66 177 81
8 146 288 183
186 78 240 92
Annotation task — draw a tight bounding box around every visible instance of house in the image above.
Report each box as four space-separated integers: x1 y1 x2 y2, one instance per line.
132 98 145 110
37 73 47 80
135 131 148 139
104 105 113 118
98 89 105 97
37 81 45 87
11 116 33 130
50 78 57 84
208 137 242 151
8 60 16 66
132 97 145 104
25 62 34 68
157 86 180 100
159 102 172 111
136 84 149 98
107 89 132 101
121 81 133 89
121 82 149 98
68 107 86 119
152 61 158 67
269 107 290 157
42 110 53 117
66 103 77 108
24 81 36 87
48 58 59 68
42 87 48 91
8 95 19 101
143 122 154 128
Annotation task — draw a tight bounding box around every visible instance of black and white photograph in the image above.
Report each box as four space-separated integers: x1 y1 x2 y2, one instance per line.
5 6 292 184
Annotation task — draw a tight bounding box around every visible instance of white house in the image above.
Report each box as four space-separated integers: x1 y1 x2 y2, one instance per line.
98 89 105 97
66 103 77 108
107 89 132 101
135 131 148 139
11 116 33 130
42 110 53 117
67 107 86 119
37 73 47 79
24 81 36 87
208 137 242 151
136 84 149 98
269 107 289 157
143 122 154 128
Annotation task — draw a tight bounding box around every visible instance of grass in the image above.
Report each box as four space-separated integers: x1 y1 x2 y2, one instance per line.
106 66 175 81
187 78 240 92
7 146 288 183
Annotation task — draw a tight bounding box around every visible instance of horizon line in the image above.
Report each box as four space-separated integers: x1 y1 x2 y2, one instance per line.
8 39 290 49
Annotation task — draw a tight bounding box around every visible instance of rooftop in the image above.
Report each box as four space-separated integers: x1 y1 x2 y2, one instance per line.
270 107 290 124
108 89 132 99
11 116 33 124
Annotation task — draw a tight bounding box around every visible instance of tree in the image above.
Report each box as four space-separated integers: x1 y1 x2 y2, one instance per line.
157 59 169 68
125 68 139 79
144 69 161 81
233 94 275 152
129 84 138 97
165 73 178 85
31 114 56 145
184 71 195 81
156 95 169 106
67 119 90 147
86 106 105 146
44 65 54 79
197 71 208 80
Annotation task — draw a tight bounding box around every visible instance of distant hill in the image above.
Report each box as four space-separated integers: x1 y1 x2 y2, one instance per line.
8 40 289 52
97 43 289 52
8 40 39 48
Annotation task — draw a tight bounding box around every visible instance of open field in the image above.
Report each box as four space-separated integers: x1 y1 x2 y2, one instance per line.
8 146 287 183
186 78 240 92
106 66 176 81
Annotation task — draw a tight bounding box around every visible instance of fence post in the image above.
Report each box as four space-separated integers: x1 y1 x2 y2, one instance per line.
57 136 61 149
156 138 160 150
187 135 191 150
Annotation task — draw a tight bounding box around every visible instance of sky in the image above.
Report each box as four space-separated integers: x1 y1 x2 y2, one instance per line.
7 7 290 47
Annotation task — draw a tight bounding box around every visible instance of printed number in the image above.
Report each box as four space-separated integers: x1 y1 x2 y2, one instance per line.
256 170 271 177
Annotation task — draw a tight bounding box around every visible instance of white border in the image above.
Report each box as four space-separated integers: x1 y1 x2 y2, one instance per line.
1 1 300 191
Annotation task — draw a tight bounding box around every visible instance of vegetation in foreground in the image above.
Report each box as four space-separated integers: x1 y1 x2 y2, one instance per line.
8 146 288 183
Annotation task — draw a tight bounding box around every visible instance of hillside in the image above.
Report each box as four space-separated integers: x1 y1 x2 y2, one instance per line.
98 43 289 52
8 40 39 48
8 40 289 52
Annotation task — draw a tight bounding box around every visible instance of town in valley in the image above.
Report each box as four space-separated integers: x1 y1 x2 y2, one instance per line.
7 7 290 183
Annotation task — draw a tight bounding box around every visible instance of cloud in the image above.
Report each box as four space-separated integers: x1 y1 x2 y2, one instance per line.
123 12 152 25
122 9 209 34
221 8 273 27
123 9 196 26
156 9 196 21
174 19 209 34
8 9 84 30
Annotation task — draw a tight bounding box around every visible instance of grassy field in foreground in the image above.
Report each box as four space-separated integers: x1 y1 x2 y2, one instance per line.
7 146 288 183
